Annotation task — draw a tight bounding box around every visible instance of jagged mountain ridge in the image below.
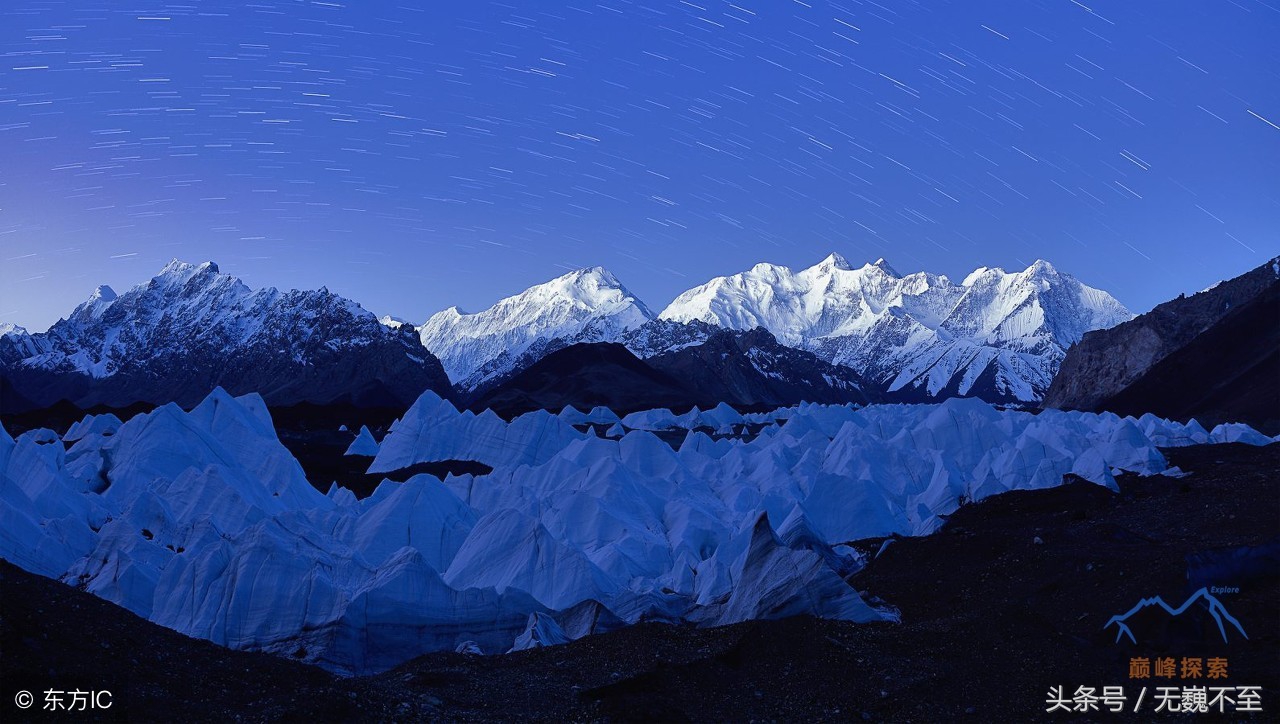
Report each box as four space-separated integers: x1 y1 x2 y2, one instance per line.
418 254 1130 404
3 254 1132 410
0 260 451 411
658 253 1132 403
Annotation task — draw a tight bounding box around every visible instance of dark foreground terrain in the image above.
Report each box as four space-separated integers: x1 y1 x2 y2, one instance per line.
3 443 1277 722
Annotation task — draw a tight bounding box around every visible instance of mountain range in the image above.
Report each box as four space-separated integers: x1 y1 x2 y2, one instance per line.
0 260 451 411
658 254 1131 402
2 254 1131 412
1 254 1274 682
416 253 1131 404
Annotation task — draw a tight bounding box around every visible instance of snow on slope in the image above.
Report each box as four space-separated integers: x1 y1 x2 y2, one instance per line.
0 322 35 341
3 255 1131 407
0 322 51 364
659 254 1132 403
1 259 451 409
4 387 1270 675
418 267 654 389
23 260 368 378
378 314 412 330
20 263 226 377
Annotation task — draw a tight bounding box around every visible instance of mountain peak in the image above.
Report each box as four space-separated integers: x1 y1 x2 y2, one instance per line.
563 265 622 287
159 257 187 271
961 266 1002 286
813 252 853 271
420 266 655 385
658 256 1130 402
1023 259 1059 277
750 261 787 274
159 258 195 275
379 314 413 330
155 258 222 287
548 267 644 312
69 283 120 322
864 257 901 277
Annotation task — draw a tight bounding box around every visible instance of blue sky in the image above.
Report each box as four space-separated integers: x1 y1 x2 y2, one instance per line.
2 0 1276 329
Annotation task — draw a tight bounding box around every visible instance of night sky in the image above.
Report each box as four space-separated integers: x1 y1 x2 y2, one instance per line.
2 1 1276 330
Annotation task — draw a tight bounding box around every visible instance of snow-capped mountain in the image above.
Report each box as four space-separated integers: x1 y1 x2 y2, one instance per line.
4 254 1132 411
378 314 412 330
0 323 47 364
0 259 451 410
418 266 654 390
659 254 1132 403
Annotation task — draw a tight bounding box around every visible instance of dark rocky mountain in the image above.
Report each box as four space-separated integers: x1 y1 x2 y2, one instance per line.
0 374 37 415
1043 257 1280 433
647 327 872 408
461 318 720 400
467 342 698 418
0 260 452 412
620 318 720 357
469 328 872 418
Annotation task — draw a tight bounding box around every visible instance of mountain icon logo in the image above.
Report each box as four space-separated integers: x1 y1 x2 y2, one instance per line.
1104 587 1248 645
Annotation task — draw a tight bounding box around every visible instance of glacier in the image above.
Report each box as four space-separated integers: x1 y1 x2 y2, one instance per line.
1 387 1271 675
344 425 381 457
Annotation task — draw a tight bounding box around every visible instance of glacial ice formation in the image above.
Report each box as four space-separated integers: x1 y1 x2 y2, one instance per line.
1 387 1271 674
344 425 381 457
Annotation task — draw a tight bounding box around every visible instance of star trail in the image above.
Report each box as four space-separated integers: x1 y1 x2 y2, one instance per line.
1 0 1276 329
